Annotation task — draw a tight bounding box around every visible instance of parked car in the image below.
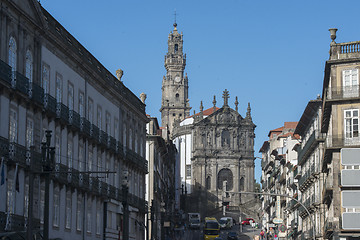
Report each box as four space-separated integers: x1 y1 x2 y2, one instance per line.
241 218 255 225
227 231 238 240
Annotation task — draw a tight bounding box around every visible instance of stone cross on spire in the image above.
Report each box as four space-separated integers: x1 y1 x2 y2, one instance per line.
222 89 229 106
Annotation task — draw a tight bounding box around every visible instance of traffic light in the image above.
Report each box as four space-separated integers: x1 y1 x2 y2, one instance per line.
226 204 229 210
222 201 229 206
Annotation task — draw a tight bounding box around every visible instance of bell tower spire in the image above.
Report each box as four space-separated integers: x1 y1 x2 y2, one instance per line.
160 22 191 134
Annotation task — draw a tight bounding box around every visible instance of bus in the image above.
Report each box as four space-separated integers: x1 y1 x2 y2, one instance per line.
203 217 220 240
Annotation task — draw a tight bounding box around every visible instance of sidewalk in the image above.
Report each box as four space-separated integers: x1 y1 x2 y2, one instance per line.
240 226 261 239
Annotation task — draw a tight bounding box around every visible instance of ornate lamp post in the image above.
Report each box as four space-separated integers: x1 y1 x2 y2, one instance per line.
122 169 129 240
41 130 55 240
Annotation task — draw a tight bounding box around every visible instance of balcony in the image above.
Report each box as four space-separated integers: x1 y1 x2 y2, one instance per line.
29 82 44 106
100 130 108 147
298 131 326 165
125 147 148 173
0 136 9 159
56 102 69 124
0 59 12 85
27 148 42 172
8 142 27 166
11 71 29 96
2 213 26 232
117 142 125 159
100 181 108 196
327 85 360 100
43 94 57 116
90 124 99 142
325 135 360 149
80 117 91 137
68 110 81 130
108 136 117 152
298 165 315 191
324 218 335 237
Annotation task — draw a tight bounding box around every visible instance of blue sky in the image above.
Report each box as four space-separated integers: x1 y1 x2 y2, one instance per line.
41 0 360 182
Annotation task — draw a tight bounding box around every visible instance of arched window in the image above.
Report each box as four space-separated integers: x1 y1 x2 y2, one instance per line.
174 44 178 53
217 168 233 190
206 176 211 190
8 37 17 79
175 93 179 101
25 50 33 83
221 130 230 147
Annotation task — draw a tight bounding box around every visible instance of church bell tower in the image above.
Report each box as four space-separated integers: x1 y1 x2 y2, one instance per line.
160 23 191 133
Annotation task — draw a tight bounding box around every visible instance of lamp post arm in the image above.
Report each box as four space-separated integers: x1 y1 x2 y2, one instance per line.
226 191 316 240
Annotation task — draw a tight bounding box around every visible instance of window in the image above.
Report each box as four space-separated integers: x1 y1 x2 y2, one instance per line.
88 98 93 123
26 118 34 149
25 50 33 83
7 173 14 214
96 202 101 234
114 118 119 140
186 165 191 178
97 106 102 129
345 109 359 140
114 161 118 188
78 143 84 172
55 73 62 103
55 130 61 164
123 123 127 146
105 157 110 184
79 92 84 118
42 64 50 94
65 191 72 229
174 44 178 53
343 69 359 97
9 108 18 143
67 137 73 168
87 199 92 233
24 177 29 217
88 148 93 176
68 83 74 111
40 182 45 223
76 195 82 231
53 187 60 227
106 112 111 135
129 128 133 150
97 152 102 177
8 37 17 77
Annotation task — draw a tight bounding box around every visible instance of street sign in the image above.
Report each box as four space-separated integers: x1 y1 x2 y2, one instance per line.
279 224 287 232
273 218 283 224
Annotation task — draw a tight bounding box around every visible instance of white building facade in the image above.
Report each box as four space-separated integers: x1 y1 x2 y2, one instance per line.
0 1 148 239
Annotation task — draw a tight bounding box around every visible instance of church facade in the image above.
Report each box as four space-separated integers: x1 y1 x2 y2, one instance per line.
161 23 256 215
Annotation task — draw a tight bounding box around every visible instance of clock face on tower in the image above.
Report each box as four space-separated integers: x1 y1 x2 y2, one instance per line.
175 76 181 83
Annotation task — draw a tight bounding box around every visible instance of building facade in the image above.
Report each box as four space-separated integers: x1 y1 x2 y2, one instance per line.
320 29 360 239
260 122 299 239
172 91 256 217
0 1 148 239
294 98 325 239
146 116 177 240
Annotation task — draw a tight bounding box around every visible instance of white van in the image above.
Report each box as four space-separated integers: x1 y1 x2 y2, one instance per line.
188 213 201 229
219 217 233 229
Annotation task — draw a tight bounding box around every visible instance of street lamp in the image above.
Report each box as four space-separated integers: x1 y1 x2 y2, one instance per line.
41 130 55 240
122 169 129 240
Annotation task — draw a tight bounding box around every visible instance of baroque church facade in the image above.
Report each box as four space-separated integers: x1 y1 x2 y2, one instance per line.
160 23 256 215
